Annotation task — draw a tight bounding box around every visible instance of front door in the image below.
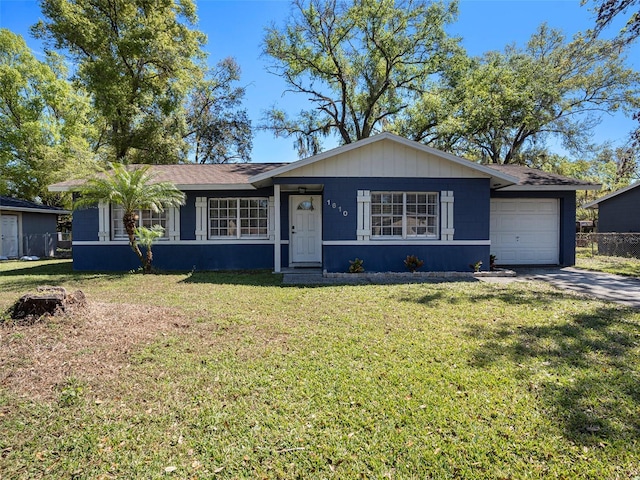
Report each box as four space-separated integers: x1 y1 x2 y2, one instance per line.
1 215 19 258
290 195 322 265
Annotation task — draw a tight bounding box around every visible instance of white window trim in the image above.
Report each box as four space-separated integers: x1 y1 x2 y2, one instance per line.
207 197 270 240
370 191 439 240
110 204 171 241
357 190 454 241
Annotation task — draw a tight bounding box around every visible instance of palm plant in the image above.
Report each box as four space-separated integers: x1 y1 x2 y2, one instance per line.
135 224 166 271
73 163 185 273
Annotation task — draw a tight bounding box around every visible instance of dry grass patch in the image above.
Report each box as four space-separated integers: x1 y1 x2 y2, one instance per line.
0 301 187 401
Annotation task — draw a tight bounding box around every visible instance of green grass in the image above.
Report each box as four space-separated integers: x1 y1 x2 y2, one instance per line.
1 260 639 478
576 247 640 277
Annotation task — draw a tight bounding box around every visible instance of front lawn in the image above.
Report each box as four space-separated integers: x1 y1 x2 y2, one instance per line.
576 247 640 277
1 260 638 478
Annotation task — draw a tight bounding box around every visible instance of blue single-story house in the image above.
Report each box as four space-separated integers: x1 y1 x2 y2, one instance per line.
49 133 599 272
0 196 70 258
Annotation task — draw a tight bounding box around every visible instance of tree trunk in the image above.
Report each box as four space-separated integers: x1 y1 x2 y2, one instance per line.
123 211 145 268
10 287 86 322
143 247 153 274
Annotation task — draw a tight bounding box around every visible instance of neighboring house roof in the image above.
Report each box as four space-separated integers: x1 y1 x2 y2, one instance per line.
485 164 601 191
582 181 640 209
0 196 70 215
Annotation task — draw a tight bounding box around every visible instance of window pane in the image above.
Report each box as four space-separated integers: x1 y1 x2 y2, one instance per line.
112 205 168 240
111 205 127 240
371 191 439 238
209 199 237 237
371 192 403 237
405 191 438 237
239 197 268 237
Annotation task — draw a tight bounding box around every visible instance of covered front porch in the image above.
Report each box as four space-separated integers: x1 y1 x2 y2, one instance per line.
271 182 324 273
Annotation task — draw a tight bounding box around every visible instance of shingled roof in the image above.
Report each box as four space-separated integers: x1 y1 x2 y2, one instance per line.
0 196 70 214
485 164 601 190
49 154 599 192
49 163 287 191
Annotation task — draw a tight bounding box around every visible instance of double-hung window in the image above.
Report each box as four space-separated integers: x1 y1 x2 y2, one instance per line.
111 205 168 240
371 192 439 238
209 198 268 239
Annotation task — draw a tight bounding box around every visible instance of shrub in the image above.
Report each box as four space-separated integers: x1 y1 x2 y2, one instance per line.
348 258 365 273
404 255 425 273
470 260 483 272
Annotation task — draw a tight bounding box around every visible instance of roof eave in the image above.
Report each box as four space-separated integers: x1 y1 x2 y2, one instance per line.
0 206 71 215
582 181 640 209
48 185 72 192
497 184 602 192
176 183 256 191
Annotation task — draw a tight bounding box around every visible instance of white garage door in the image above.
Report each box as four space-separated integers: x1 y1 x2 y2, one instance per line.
490 198 559 265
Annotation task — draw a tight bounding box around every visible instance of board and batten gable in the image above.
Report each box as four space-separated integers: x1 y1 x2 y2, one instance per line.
276 138 493 180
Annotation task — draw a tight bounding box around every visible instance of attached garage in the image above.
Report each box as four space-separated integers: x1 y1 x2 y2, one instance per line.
485 164 600 268
490 198 559 264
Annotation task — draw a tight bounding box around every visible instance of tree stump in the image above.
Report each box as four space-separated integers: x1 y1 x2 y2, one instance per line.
9 286 86 322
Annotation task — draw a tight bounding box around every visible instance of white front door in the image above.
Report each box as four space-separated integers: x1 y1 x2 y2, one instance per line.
290 195 322 264
1 215 19 258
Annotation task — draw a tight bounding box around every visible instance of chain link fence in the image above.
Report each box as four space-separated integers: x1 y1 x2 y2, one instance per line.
577 233 640 258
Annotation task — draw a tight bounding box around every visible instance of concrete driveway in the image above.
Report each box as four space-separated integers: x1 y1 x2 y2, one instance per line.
482 267 640 309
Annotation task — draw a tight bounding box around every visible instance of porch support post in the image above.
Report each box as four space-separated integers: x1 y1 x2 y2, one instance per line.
274 183 281 273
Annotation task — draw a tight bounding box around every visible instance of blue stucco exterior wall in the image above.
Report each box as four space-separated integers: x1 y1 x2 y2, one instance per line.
73 206 99 241
597 187 640 232
71 189 276 271
72 244 274 271
278 177 491 242
279 177 491 272
323 245 489 273
491 190 576 266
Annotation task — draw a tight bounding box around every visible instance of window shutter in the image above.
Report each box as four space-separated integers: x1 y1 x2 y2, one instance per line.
98 201 109 242
268 196 275 240
168 207 180 241
195 197 207 240
356 190 371 241
440 191 454 241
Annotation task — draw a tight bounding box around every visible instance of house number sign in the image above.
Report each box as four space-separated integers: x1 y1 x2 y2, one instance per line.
326 199 348 216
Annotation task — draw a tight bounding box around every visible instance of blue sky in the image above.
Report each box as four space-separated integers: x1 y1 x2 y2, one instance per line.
1 0 638 163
